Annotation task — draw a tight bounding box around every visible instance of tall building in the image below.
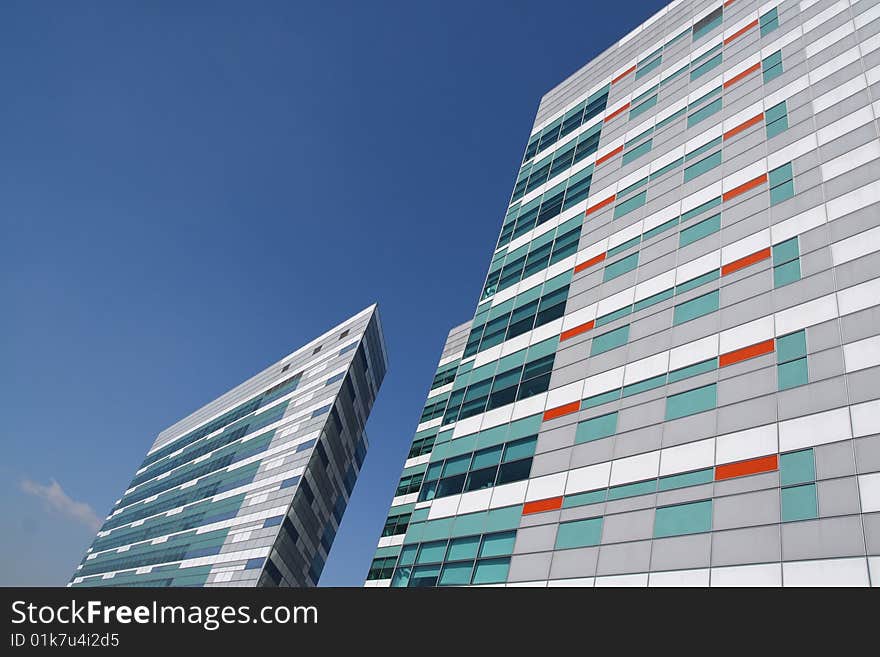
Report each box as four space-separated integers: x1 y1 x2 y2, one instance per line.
368 0 880 587
71 305 387 587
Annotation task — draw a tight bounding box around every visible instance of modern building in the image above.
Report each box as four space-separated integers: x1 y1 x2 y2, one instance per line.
71 305 387 587
368 0 880 587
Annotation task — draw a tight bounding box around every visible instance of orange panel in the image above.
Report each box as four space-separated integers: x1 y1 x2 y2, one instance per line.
604 103 630 123
715 454 778 481
723 61 762 89
596 145 624 166
719 338 775 367
560 320 595 341
723 112 764 140
612 65 637 84
724 19 757 44
721 173 768 202
522 496 564 515
574 252 606 273
724 0 737 6
542 401 581 421
586 194 616 215
721 247 771 276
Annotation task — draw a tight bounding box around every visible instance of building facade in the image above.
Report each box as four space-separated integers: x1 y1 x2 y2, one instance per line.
72 305 387 587
368 0 880 586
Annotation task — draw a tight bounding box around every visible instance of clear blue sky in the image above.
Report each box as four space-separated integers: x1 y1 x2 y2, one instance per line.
0 0 666 586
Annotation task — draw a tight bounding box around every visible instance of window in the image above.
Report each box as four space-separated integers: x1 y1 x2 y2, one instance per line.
622 139 653 166
613 191 647 220
658 468 714 491
773 236 800 287
471 557 510 584
603 253 639 282
408 432 436 459
679 213 721 246
366 557 396 580
760 7 779 35
683 150 722 183
780 449 815 486
765 100 788 138
690 53 722 81
575 412 618 444
438 561 473 586
312 345 321 354
781 484 818 521
479 531 516 558
591 324 630 355
629 94 658 119
777 329 808 390
769 162 794 204
430 364 458 390
763 50 783 82
687 98 722 127
673 290 719 324
666 383 717 420
676 269 719 295
636 55 662 79
654 500 712 537
668 358 717 383
395 472 424 496
281 363 289 372
555 517 603 549
338 330 349 340
692 7 723 41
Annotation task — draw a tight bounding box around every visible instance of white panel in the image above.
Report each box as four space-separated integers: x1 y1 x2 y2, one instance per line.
506 580 548 588
525 472 568 502
659 438 715 476
548 577 594 587
577 237 609 265
489 480 528 508
480 404 514 430
869 557 880 587
722 102 763 134
767 133 817 172
721 228 770 266
685 123 723 154
546 380 584 409
779 407 852 452
500 332 532 357
595 573 648 587
452 414 483 438
837 278 880 316
564 461 612 495
490 282 519 306
529 318 564 345
813 75 866 114
774 293 838 335
623 351 669 385
427 494 460 520
648 568 710 587
596 286 636 318
832 225 880 266
652 144 687 173
457 488 494 515
805 20 854 58
816 106 875 146
722 159 766 194
851 399 880 438
719 315 774 354
681 181 723 216
643 200 681 232
473 343 503 368
608 219 644 250
510 392 548 422
715 423 778 465
562 303 598 332
858 472 880 513
711 563 782 587
843 334 880 373
783 557 870 587
668 334 719 370
634 269 676 303
609 450 660 486
676 249 721 285
771 205 826 244
583 366 625 397
821 140 880 182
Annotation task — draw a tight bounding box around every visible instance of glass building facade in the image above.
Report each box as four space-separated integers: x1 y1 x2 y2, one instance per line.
72 305 387 587
368 0 880 587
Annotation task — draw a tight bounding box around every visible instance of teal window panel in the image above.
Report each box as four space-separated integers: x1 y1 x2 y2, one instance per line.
777 330 807 363
773 236 799 265
629 94 658 119
655 107 686 130
563 489 607 508
658 468 714 491
687 98 722 128
441 453 472 477
603 253 639 281
649 157 685 181
673 290 719 325
683 151 722 183
780 449 816 487
527 335 560 360
781 483 818 522
613 191 647 220
415 540 447 564
684 136 722 162
622 139 653 166
595 305 633 327
410 507 429 523
778 357 808 390
575 412 618 444
636 56 662 79
451 511 486 537
680 195 722 223
471 557 510 584
769 162 794 204
438 561 474 586
591 324 630 355
390 568 410 587
607 235 641 258
763 50 783 82
765 100 788 138
774 259 801 287
484 505 525 532
478 530 517 558
633 287 674 312
410 564 441 585
471 444 503 470
642 217 679 240
397 544 418 566
502 436 537 462
654 500 712 537
622 374 666 397
404 521 424 544
690 53 723 81
693 8 723 41
666 383 717 420
760 7 779 36
446 535 480 560
679 213 721 246
421 517 454 541
667 357 718 383
582 388 621 408
608 479 657 500
555 517 603 549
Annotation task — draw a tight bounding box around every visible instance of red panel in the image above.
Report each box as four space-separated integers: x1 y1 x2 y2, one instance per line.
724 0 737 6
723 61 762 89
586 194 616 215
522 496 564 515
721 247 771 276
715 454 778 480
724 19 758 44
719 338 775 367
723 113 764 140
596 145 624 166
560 320 595 341
574 252 606 273
542 401 581 421
604 103 630 123
612 65 637 84
722 173 768 202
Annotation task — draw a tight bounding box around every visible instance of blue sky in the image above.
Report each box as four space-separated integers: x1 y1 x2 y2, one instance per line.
0 0 667 586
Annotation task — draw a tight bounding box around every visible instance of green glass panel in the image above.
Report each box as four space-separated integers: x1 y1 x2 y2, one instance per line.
595 306 633 327
441 453 472 477
527 336 560 361
667 358 718 383
484 505 524 532
679 213 721 246
555 517 603 549
687 98 722 128
675 269 719 295
778 357 808 390
591 324 630 355
780 449 815 487
684 151 722 183
397 544 418 566
673 290 719 325
471 444 503 470
622 374 666 397
410 507 429 523
607 236 641 258
633 288 674 312
478 531 517 558
575 412 618 444
658 468 714 491
415 540 447 564
613 191 647 220
629 94 658 119
636 56 662 79
763 50 784 82
562 489 607 507
446 535 480 560
438 561 474 586
404 521 424 543
450 512 486 537
626 128 654 149
420 517 454 541
654 500 712 537
507 413 543 440
690 53 722 81
774 260 801 287
776 330 807 363
773 237 799 265
471 557 510 584
502 436 537 462
781 484 818 521
608 479 657 500
666 383 717 420
760 8 779 36
603 253 639 282
765 100 788 137
581 388 621 408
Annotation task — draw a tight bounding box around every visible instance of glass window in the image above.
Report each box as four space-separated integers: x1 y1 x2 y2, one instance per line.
778 357 808 390
687 98 722 128
666 383 717 420
692 7 723 40
590 324 630 355
603 253 639 281
765 100 788 137
478 531 517 558
495 457 532 485
446 535 480 561
760 7 779 35
780 449 815 487
781 483 817 521
613 191 647 219
415 540 447 565
409 564 441 587
690 53 722 81
683 151 722 183
763 50 783 82
438 561 474 586
777 330 807 363
673 290 719 325
471 557 510 585
774 260 801 287
622 138 653 166
658 468 714 491
555 517 603 549
654 499 712 537
667 358 717 383
769 162 794 204
629 94 658 119
575 412 618 444
679 213 721 246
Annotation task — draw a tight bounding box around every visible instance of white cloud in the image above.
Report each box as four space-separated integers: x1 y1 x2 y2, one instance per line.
20 478 101 531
